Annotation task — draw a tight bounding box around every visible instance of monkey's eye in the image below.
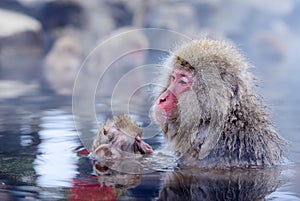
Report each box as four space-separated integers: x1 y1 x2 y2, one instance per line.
170 75 175 81
179 77 188 85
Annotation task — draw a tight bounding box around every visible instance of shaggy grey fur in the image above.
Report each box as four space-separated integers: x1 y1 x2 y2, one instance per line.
153 39 287 168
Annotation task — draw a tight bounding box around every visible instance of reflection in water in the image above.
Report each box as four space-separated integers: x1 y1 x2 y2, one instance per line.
68 159 143 200
34 110 79 187
68 151 175 200
157 167 287 201
73 156 297 201
94 160 142 198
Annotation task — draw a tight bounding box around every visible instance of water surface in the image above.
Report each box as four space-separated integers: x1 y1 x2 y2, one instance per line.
0 82 300 201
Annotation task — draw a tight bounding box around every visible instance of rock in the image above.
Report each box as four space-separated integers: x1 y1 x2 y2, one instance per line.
0 8 41 38
36 0 84 31
0 9 43 81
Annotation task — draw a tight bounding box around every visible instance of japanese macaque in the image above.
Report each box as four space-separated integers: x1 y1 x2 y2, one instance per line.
92 115 153 162
152 39 287 168
42 35 83 95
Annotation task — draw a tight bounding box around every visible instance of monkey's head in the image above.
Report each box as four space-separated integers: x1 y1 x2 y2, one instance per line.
93 116 153 162
153 39 252 159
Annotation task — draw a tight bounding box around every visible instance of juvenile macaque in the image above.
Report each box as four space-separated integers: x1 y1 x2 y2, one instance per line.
92 115 153 162
152 39 287 168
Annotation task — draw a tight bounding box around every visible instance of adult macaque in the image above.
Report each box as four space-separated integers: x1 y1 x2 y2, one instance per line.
92 115 153 162
152 39 287 168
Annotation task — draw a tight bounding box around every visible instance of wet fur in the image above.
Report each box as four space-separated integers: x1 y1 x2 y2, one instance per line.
92 115 142 153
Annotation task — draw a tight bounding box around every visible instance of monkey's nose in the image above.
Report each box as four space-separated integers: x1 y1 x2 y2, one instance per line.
158 93 169 104
159 97 167 103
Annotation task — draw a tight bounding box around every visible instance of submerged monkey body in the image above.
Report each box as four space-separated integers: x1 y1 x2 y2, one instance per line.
153 39 287 168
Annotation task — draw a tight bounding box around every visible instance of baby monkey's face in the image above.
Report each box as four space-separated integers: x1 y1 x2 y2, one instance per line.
108 128 153 155
93 121 153 162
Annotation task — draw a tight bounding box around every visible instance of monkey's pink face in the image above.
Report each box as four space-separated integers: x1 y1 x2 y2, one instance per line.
155 67 193 121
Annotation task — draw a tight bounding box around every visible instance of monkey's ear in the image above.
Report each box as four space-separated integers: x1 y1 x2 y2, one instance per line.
98 124 106 135
103 127 107 136
98 122 109 136
101 122 113 142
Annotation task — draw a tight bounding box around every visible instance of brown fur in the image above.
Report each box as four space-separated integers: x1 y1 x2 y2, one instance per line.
153 39 287 168
92 115 142 154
